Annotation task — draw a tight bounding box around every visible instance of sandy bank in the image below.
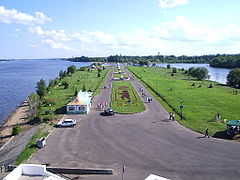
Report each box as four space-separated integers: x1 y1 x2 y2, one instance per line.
0 101 32 147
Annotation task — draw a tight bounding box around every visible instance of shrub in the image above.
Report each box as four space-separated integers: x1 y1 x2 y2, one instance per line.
62 81 69 89
167 64 171 69
12 125 22 136
172 67 177 73
208 84 213 88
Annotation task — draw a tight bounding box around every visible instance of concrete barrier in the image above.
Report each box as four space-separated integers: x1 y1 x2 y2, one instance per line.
47 167 114 175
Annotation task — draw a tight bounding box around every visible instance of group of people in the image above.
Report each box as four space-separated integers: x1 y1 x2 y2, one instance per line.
139 87 153 103
97 102 108 110
146 97 153 103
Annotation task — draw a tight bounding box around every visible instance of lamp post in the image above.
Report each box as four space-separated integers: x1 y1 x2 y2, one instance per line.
180 98 184 120
121 166 125 180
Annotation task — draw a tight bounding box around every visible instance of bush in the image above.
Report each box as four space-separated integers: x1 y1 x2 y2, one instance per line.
172 67 177 73
167 64 171 69
208 84 213 88
12 125 22 136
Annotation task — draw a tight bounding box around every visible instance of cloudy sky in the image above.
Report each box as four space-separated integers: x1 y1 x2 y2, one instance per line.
0 0 240 59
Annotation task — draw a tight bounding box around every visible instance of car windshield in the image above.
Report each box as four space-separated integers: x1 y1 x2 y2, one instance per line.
64 120 72 123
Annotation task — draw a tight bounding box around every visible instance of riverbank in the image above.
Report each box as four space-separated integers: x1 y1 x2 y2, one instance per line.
0 101 33 147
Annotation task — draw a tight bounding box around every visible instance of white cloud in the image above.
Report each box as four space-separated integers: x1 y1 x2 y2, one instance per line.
29 26 70 41
28 15 240 56
159 0 188 8
0 6 51 25
41 39 72 50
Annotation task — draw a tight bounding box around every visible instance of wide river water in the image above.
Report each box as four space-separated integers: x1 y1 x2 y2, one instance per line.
157 63 231 84
0 61 231 125
0 59 90 125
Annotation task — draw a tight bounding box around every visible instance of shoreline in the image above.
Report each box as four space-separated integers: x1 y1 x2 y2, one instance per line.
0 101 31 147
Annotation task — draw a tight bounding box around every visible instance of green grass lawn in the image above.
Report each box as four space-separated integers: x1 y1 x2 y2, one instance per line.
111 81 146 113
128 66 240 135
39 68 109 120
15 124 50 165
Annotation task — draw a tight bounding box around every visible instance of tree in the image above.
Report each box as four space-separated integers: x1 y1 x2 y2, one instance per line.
62 81 69 89
227 68 240 88
139 60 145 66
48 79 55 87
27 93 40 120
54 78 60 86
152 63 156 67
36 79 46 98
12 125 22 136
172 67 177 73
97 71 101 77
67 65 77 75
143 61 150 67
59 70 64 79
188 67 209 80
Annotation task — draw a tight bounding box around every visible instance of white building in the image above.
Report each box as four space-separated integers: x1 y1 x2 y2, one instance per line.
66 91 93 114
3 164 65 180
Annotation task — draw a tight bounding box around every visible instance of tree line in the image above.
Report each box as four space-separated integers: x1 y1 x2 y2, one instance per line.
69 54 240 68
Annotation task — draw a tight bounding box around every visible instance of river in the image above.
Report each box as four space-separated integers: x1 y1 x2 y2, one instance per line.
0 59 91 125
157 63 231 84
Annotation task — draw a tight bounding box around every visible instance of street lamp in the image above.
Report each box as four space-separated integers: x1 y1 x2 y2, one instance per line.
180 98 184 120
122 166 125 180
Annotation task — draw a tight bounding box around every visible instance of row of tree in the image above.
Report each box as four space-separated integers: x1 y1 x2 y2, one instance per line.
27 65 79 123
69 54 240 68
210 54 240 68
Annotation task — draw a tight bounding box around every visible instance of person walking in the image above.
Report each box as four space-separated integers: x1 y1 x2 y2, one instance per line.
172 113 175 121
204 128 209 138
169 112 172 120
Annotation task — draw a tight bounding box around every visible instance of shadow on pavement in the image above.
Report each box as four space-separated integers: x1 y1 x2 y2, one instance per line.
212 131 233 140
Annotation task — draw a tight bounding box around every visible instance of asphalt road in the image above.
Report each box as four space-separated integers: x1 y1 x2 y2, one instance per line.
29 67 240 180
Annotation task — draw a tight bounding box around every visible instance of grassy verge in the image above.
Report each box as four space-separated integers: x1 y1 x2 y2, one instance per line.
39 68 109 120
111 81 146 113
14 124 50 165
128 66 240 135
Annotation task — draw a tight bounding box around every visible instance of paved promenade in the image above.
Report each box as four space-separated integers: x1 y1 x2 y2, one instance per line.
29 66 240 180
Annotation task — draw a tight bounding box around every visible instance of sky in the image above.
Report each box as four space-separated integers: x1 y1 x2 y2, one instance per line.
0 0 240 59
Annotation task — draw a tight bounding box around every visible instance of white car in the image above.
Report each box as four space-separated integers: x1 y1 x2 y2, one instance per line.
57 119 76 127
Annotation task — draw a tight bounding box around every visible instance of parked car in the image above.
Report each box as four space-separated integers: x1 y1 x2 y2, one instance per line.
104 108 115 115
57 119 76 127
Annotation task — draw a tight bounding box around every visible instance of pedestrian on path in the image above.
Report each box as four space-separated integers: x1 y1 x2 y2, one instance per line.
172 113 175 121
203 128 209 138
169 112 172 120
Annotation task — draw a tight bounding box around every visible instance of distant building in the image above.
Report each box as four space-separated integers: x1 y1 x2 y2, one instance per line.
66 91 93 114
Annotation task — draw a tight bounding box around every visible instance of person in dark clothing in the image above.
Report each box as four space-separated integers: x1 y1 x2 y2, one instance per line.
204 128 209 138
